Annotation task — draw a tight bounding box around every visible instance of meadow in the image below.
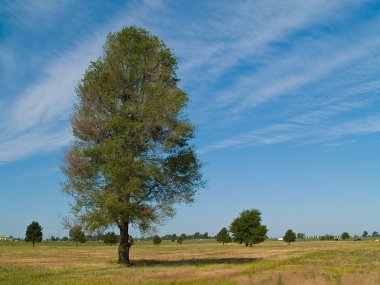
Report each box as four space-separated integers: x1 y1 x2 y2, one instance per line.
2 239 380 284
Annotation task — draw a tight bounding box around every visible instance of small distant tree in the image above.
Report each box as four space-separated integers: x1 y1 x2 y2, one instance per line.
152 235 162 245
62 236 69 241
341 232 350 240
362 231 368 238
283 229 296 245
216 227 231 245
296 233 305 239
373 231 379 237
193 232 201 239
177 236 184 245
69 225 87 244
103 232 118 245
230 209 268 247
25 221 43 247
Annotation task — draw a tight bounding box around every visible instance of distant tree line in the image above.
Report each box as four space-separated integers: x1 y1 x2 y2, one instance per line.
21 219 380 249
160 232 212 241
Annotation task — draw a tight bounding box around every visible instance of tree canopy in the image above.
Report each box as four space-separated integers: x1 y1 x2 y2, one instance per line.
25 221 43 247
216 227 231 245
103 232 119 245
229 209 267 247
62 26 204 264
283 229 296 245
341 232 350 240
152 235 162 245
296 233 305 239
69 225 87 244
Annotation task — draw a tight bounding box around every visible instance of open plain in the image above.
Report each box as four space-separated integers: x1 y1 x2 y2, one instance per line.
2 239 380 284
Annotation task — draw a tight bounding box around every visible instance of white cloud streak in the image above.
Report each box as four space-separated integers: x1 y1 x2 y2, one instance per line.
0 0 159 163
0 33 104 163
200 114 380 153
1 0 379 161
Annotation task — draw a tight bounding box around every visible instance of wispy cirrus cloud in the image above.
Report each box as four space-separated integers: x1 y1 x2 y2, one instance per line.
0 128 71 163
200 114 380 153
0 0 160 163
1 0 379 162
0 30 104 163
192 2 380 152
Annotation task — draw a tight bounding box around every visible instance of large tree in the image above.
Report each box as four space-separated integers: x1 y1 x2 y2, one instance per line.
230 209 267 247
62 26 204 265
25 221 43 247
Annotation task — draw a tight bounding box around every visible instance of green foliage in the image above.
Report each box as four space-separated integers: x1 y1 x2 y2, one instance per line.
372 231 379 237
177 236 184 245
216 227 231 245
103 232 118 245
341 232 350 240
25 221 43 247
161 233 177 241
297 233 305 239
229 209 268 246
152 235 162 245
161 232 210 240
69 225 87 244
62 25 204 264
283 229 296 244
320 234 335 241
362 231 368 237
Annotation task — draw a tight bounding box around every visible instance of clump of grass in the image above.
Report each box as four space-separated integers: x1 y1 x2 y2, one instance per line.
276 275 284 285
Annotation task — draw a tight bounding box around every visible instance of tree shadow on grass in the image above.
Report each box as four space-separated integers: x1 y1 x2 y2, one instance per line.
130 257 262 267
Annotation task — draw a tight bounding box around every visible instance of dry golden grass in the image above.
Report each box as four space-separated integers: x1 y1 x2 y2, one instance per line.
2 239 380 284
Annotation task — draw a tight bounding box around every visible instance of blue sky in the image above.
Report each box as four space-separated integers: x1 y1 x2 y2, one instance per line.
1 0 380 239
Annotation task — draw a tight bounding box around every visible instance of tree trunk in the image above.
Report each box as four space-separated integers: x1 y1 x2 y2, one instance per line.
118 222 131 265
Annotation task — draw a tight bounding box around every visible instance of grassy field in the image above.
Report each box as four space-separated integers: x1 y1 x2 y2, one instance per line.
2 239 380 284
